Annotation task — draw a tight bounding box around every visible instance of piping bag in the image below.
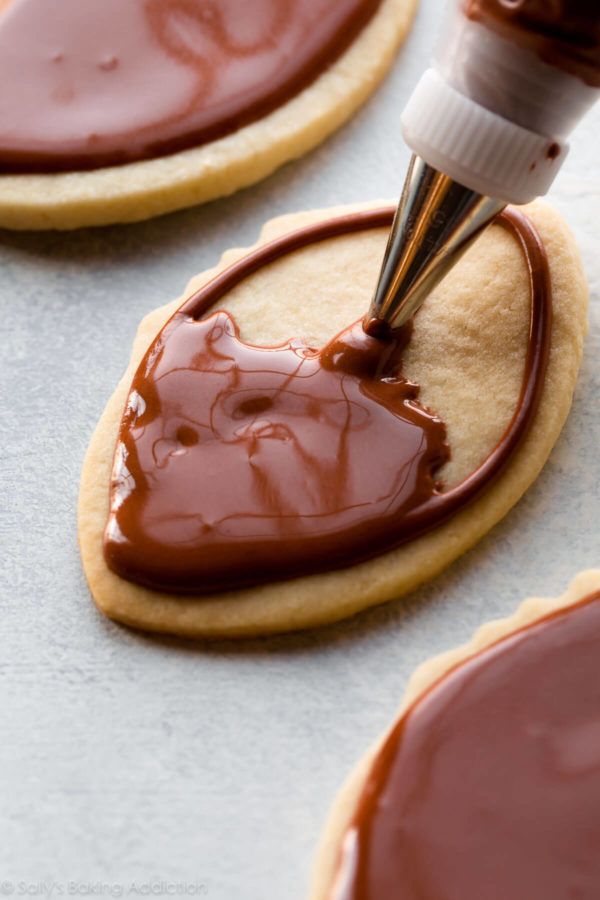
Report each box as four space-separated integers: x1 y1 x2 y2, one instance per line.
366 0 600 334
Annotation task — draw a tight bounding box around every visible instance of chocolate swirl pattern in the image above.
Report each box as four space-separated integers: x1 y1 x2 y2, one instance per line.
0 0 383 172
103 206 552 594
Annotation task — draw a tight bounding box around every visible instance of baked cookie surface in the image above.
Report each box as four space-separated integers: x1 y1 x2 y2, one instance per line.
311 568 600 899
78 200 587 638
0 0 416 230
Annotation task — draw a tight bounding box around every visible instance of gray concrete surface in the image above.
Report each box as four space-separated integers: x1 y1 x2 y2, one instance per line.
1 1 599 897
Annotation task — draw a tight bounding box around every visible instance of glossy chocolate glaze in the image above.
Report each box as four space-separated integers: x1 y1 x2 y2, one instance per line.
104 206 552 594
465 0 600 86
0 0 382 173
331 590 600 900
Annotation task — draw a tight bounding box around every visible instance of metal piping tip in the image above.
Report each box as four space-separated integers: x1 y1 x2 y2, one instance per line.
365 155 506 333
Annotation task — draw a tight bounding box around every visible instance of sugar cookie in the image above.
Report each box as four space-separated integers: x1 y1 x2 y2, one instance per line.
311 569 600 899
0 0 416 230
78 200 587 638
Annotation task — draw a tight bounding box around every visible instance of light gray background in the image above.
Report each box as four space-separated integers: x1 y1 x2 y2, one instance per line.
1 1 599 897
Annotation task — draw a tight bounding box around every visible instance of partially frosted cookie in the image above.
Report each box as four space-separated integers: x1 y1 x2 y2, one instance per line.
0 0 416 230
78 200 587 638
311 569 600 899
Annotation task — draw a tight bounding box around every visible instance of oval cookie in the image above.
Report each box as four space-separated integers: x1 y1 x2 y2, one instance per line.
78 200 588 638
311 568 600 899
0 0 416 230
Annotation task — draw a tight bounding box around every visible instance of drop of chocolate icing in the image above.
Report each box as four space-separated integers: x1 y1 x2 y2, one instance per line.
547 142 561 160
362 316 392 341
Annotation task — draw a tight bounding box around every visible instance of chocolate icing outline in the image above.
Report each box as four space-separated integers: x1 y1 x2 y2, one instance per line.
104 205 552 592
329 586 600 899
0 0 384 173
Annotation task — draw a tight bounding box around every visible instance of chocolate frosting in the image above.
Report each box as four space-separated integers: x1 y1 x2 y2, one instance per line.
103 206 552 594
465 0 600 86
0 0 382 173
331 590 600 900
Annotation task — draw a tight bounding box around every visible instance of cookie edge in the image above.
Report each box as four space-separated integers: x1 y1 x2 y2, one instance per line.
309 567 600 899
77 199 589 639
0 0 416 230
